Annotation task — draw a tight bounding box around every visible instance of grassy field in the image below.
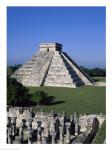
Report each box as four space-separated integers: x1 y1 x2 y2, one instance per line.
27 85 106 116
92 77 106 82
93 120 106 144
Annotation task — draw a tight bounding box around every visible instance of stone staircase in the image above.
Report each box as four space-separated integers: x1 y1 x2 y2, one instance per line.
24 51 54 86
11 54 39 84
11 51 54 87
44 51 77 88
61 52 93 85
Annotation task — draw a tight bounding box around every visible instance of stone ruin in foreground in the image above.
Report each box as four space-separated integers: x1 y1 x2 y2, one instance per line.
7 107 105 144
11 43 94 88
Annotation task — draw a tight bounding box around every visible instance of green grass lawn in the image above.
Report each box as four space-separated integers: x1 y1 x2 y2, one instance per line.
93 120 106 144
92 77 106 82
27 86 106 116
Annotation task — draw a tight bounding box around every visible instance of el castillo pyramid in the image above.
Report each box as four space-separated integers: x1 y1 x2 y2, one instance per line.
11 43 94 88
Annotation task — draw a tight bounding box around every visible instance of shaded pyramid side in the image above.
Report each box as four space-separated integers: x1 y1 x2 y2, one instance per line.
11 51 54 87
44 51 93 88
61 52 94 85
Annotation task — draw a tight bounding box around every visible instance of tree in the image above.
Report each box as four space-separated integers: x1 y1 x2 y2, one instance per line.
80 66 106 77
7 64 22 76
7 77 31 106
31 91 47 105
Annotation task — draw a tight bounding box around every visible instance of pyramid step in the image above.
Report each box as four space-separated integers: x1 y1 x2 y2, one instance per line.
44 82 76 88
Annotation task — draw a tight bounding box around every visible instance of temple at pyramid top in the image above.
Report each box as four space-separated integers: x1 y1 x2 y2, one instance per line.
11 42 94 88
40 43 62 52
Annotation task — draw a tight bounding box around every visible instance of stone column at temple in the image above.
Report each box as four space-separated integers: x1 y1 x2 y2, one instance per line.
28 128 33 144
50 130 56 144
19 122 23 136
44 121 49 137
37 126 41 143
50 119 56 132
29 118 33 126
65 122 71 144
40 108 44 115
41 130 47 144
7 117 11 126
26 119 33 144
70 115 74 122
7 127 12 144
74 112 79 136
59 125 64 144
22 119 27 129
51 110 55 117
59 116 64 126
37 121 42 143
18 122 23 143
11 117 17 136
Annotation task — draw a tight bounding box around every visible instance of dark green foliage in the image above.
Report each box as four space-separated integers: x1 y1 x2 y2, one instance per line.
31 91 47 105
80 66 106 77
92 77 106 82
7 77 31 106
7 64 22 76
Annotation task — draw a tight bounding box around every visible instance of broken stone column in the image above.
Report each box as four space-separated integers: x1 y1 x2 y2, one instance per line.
74 112 79 136
27 119 33 130
28 128 33 144
26 119 33 143
7 117 11 126
50 119 56 132
70 115 74 122
41 130 47 144
22 119 26 128
7 127 12 144
19 122 23 136
65 122 71 144
59 116 64 126
23 128 28 142
37 126 41 143
18 122 24 143
37 121 42 143
37 121 42 128
59 125 64 144
62 111 66 117
11 117 17 136
44 121 49 136
40 108 44 115
50 130 56 144
19 107 24 114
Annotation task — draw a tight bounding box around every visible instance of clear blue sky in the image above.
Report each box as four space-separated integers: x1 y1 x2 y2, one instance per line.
7 7 106 68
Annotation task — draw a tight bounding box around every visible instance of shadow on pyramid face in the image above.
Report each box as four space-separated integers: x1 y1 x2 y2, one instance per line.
40 96 65 106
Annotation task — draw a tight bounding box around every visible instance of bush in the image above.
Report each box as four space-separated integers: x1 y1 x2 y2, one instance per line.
7 77 31 106
31 91 47 105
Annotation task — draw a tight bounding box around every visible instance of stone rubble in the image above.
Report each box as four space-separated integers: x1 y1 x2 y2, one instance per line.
7 107 105 144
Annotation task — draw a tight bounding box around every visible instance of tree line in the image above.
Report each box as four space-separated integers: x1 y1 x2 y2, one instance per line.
80 66 106 77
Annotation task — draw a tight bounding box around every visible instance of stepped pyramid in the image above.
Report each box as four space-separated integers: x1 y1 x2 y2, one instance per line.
11 43 94 88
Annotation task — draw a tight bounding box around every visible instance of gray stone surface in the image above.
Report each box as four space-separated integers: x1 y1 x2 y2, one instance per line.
7 107 105 144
